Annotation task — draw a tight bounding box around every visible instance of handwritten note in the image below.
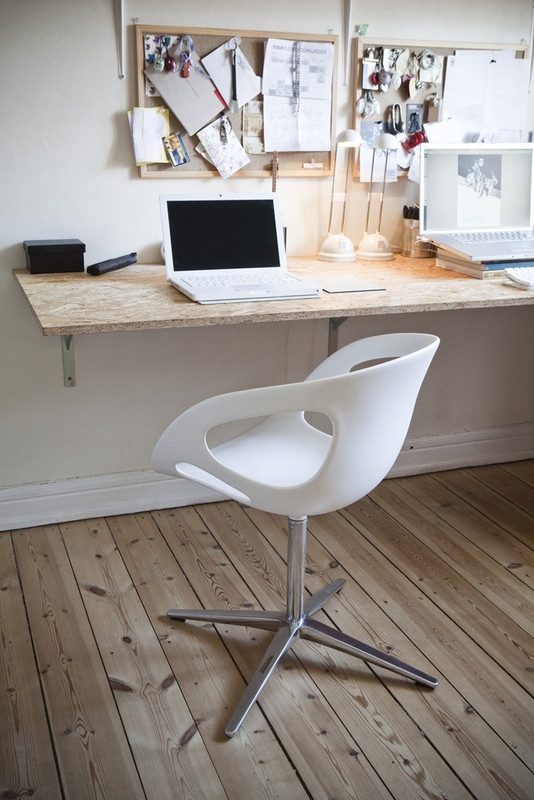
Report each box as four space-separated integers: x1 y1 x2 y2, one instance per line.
128 106 169 165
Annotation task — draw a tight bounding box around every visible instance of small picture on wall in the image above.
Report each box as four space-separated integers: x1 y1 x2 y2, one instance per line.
406 103 424 133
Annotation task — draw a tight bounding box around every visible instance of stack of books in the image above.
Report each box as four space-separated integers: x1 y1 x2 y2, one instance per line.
435 248 513 280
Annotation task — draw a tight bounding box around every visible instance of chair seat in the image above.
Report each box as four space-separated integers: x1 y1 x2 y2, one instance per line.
212 413 332 489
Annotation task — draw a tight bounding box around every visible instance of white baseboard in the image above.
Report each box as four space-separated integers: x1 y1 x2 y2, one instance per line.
0 472 223 533
2 423 533 532
387 421 534 477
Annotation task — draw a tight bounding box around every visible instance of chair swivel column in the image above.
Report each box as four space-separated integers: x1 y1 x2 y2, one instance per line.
286 515 307 624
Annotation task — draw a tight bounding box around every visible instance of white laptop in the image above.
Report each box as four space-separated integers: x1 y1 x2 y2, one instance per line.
419 142 534 262
160 192 321 303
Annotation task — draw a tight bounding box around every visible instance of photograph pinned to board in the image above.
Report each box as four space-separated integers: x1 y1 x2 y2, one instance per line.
162 132 191 167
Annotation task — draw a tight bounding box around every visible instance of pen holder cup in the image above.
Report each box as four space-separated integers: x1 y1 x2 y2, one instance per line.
401 219 435 258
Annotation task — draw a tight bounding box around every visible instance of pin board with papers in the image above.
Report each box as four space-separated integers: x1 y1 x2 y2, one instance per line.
352 36 528 180
134 25 338 179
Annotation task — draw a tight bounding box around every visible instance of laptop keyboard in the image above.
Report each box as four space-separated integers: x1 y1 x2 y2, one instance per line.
451 230 534 244
184 271 302 287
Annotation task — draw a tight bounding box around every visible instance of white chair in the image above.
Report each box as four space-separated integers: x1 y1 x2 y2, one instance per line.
152 332 440 736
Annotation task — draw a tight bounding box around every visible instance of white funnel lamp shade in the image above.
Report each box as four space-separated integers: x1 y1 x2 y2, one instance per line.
319 129 362 262
336 128 362 147
357 132 398 261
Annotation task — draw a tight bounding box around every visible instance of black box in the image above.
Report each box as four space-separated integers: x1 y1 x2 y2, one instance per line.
23 239 86 273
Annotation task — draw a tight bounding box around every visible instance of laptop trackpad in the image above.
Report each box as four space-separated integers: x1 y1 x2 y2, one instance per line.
234 284 270 294
506 244 533 252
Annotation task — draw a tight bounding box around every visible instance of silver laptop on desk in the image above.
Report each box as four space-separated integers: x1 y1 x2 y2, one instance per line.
419 142 534 262
160 192 321 303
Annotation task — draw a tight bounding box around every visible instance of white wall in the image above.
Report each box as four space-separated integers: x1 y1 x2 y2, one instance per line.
1 0 533 527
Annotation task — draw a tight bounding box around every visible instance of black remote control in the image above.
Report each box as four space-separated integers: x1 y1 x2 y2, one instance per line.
87 252 137 275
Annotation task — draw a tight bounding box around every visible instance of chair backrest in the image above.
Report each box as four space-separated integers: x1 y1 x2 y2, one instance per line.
298 332 439 513
152 333 439 517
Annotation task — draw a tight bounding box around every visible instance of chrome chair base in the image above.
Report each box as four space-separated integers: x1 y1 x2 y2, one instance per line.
167 516 438 736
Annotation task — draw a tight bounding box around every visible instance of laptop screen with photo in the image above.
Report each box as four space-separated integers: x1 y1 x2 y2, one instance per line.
420 142 534 236
160 192 287 274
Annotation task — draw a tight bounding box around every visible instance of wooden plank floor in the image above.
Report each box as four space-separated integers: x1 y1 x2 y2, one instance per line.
1 460 533 800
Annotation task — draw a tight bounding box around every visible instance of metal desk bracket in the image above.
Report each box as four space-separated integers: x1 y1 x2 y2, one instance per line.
61 335 76 387
328 317 348 355
58 318 344 388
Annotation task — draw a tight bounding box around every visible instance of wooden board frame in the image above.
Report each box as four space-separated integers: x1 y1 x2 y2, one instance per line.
134 24 338 179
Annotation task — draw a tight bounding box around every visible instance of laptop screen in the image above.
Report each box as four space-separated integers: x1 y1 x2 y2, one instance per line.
160 193 286 273
419 142 534 235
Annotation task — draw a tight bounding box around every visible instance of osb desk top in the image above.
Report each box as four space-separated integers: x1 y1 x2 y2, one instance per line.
13 256 534 337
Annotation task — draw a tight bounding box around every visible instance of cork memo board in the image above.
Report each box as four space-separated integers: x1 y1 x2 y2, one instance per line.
352 36 528 178
135 25 338 179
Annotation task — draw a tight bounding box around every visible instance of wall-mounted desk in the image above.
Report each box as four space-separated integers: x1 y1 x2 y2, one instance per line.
13 256 534 386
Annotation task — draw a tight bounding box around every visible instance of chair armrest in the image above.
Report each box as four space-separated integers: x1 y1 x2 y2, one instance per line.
151 379 333 484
